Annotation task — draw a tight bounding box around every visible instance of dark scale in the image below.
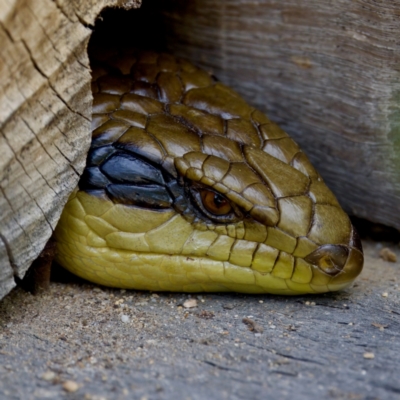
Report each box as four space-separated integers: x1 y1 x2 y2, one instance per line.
86 145 116 166
79 145 186 211
100 153 165 185
81 167 111 188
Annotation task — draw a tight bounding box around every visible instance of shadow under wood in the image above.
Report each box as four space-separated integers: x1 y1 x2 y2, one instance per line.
89 4 168 52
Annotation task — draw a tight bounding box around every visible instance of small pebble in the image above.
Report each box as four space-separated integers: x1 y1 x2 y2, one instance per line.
379 248 397 262
363 352 375 359
41 371 56 381
242 317 264 333
121 314 130 323
196 310 214 319
183 299 197 308
63 380 79 392
382 292 388 298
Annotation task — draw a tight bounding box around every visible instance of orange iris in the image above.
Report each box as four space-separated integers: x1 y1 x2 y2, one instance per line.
200 190 232 216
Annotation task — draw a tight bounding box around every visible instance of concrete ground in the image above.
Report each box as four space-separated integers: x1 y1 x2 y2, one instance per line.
0 239 399 400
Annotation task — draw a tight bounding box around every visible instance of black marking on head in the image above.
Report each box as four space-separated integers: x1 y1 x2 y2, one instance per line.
100 153 165 185
80 145 188 211
81 167 111 189
87 145 116 166
80 144 246 223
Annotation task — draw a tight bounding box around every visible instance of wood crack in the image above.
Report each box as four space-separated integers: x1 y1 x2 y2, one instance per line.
20 38 90 122
0 127 34 181
50 0 75 24
19 182 54 232
0 232 17 275
20 118 60 168
0 186 36 249
54 144 81 177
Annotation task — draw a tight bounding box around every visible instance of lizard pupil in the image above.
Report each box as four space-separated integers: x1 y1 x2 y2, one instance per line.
213 194 226 208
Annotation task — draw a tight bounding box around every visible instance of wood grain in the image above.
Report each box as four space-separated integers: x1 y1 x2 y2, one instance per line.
0 0 141 299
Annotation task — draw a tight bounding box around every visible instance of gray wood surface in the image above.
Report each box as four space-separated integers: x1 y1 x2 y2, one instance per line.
0 240 399 399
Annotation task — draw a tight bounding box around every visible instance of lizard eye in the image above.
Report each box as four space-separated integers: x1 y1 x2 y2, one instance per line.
200 189 232 215
188 183 243 223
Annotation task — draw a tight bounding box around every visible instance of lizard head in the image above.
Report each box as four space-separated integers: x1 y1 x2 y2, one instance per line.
54 50 363 294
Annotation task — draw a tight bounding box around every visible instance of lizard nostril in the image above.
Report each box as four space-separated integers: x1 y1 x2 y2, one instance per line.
304 245 349 276
304 226 363 280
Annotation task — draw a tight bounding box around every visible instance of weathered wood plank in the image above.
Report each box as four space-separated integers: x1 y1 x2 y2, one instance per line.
0 0 141 299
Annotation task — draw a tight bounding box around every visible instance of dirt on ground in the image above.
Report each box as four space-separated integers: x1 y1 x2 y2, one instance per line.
0 239 399 400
